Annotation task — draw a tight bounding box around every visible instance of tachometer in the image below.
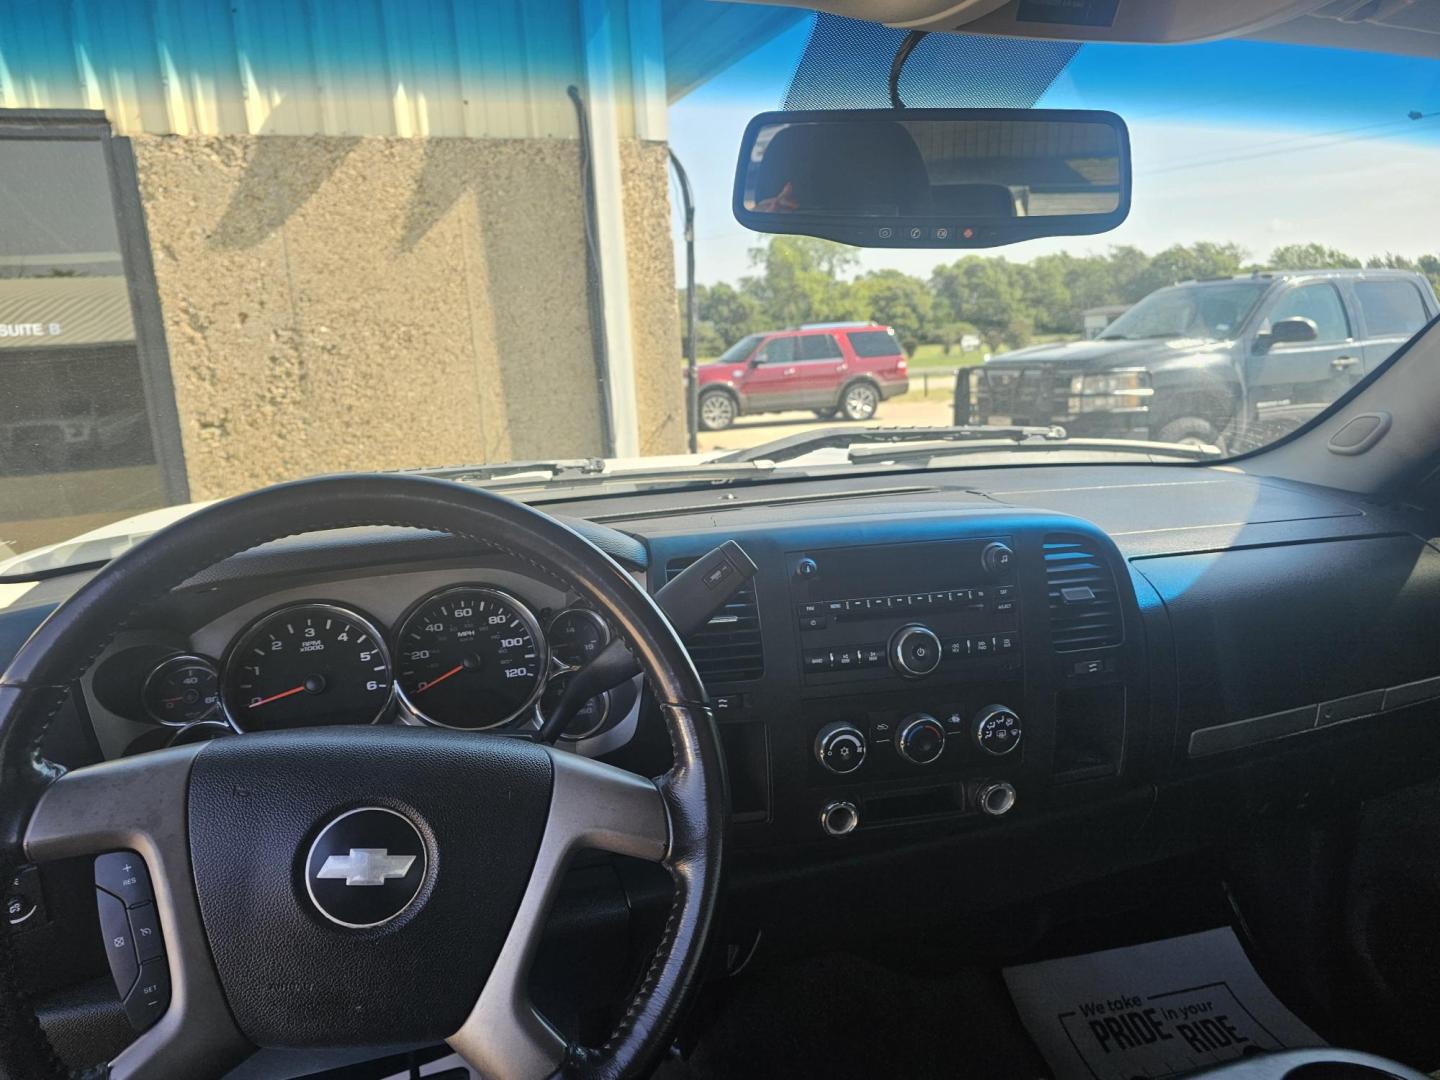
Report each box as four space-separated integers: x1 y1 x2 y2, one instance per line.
393 586 546 730
221 603 393 732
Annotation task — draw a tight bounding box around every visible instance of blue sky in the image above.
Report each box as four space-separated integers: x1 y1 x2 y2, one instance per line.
668 21 1440 285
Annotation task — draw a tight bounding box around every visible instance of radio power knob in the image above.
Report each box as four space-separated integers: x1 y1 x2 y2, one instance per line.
814 722 867 775
889 624 942 678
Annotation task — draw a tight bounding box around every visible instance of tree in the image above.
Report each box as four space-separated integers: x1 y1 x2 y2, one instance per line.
1133 242 1247 297
1003 314 1035 351
852 269 933 353
1016 260 1072 334
1104 245 1154 303
692 238 1440 365
693 282 761 350
742 236 863 329
748 235 860 279
689 319 725 359
930 257 1030 340
1268 243 1361 270
1366 252 1440 294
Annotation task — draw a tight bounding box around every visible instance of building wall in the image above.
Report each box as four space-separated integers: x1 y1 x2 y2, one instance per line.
622 140 687 455
136 133 683 500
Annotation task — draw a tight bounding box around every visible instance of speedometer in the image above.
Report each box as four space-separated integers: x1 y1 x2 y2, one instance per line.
393 586 547 730
221 603 393 732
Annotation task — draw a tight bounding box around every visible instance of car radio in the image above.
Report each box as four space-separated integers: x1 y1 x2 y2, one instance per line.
790 536 1021 686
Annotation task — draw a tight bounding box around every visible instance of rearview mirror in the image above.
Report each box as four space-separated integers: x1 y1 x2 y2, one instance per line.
733 109 1131 249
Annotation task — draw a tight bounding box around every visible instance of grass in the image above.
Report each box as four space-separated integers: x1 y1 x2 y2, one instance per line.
907 344 986 370
907 333 1080 370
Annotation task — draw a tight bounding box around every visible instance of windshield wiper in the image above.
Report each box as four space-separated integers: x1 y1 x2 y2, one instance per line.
416 459 791 494
847 435 1221 465
714 425 1066 465
418 457 610 483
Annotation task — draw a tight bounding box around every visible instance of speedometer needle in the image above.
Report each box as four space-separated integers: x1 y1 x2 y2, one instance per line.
248 684 307 709
416 665 464 694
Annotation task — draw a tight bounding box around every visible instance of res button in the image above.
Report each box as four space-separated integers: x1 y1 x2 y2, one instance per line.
95 851 153 908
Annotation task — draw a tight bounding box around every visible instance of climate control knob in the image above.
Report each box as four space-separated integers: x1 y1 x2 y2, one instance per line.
896 713 947 766
889 624 942 678
972 705 1022 756
815 722 867 775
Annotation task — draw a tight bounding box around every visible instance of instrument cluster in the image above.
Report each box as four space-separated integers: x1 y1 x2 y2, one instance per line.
102 583 621 753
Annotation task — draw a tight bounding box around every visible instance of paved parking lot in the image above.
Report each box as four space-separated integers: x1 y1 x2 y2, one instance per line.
697 393 955 453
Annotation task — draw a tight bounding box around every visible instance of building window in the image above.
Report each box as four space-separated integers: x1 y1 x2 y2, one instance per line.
0 111 185 559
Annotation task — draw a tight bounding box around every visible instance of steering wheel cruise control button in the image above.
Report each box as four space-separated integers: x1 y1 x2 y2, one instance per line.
124 958 171 1032
95 850 153 907
128 901 165 963
96 888 140 997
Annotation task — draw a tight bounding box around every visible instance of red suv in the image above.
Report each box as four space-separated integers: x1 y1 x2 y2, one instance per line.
695 323 910 431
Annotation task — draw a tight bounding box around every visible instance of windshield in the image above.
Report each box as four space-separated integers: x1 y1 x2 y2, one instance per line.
3 3 1440 567
1099 283 1269 341
714 334 764 365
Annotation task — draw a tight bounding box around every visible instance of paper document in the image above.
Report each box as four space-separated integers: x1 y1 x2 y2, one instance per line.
1003 927 1324 1080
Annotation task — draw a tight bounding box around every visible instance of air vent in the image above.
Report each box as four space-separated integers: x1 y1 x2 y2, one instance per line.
1043 534 1122 652
665 559 765 684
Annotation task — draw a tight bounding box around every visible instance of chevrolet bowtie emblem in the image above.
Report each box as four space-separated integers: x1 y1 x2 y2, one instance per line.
316 848 416 886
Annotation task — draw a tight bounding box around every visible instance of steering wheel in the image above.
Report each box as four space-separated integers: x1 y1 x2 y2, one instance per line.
0 475 724 1080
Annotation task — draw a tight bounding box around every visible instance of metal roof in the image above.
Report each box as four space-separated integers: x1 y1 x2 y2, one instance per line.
0 0 801 138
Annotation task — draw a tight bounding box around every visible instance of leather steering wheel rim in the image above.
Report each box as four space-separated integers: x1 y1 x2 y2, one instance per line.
0 473 724 1080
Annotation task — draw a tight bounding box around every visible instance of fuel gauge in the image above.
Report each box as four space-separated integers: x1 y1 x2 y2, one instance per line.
142 655 221 726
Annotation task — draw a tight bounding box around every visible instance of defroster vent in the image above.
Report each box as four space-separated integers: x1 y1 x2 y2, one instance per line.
1043 534 1122 652
665 558 765 684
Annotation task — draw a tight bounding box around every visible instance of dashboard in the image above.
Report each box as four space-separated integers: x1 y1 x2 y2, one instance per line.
79 563 641 761
8 462 1440 1047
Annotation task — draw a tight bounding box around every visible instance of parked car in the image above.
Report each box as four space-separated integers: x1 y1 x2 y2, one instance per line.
696 322 910 431
956 269 1439 450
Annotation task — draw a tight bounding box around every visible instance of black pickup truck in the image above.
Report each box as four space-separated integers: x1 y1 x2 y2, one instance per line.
955 269 1438 450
